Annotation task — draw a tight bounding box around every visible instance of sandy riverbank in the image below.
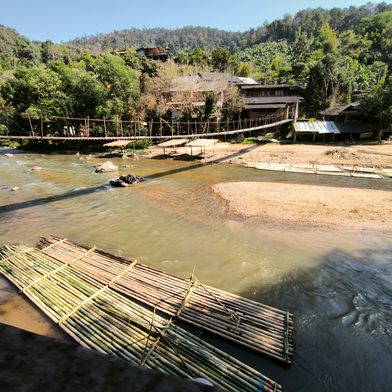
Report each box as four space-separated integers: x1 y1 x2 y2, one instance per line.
147 142 392 167
212 181 392 232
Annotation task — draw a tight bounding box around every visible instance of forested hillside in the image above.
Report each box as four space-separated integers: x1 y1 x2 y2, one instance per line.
0 2 391 134
68 27 245 53
67 3 392 53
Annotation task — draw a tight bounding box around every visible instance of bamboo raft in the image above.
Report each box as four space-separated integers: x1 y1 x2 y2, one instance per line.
36 236 293 364
0 243 282 392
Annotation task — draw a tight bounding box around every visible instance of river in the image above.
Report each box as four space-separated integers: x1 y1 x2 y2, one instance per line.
0 149 391 392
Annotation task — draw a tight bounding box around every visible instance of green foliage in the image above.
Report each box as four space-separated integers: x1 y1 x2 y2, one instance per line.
0 3 392 132
211 48 236 72
0 123 8 135
360 12 392 68
68 26 244 53
235 62 251 77
131 139 151 149
319 23 339 54
361 76 392 131
0 26 40 69
242 137 258 144
1 65 67 117
189 48 210 67
204 92 217 119
237 42 292 83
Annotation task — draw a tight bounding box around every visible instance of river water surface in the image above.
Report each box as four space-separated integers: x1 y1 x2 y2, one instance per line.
0 149 391 392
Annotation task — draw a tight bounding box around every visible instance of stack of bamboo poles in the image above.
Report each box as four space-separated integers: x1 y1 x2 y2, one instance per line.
0 243 282 392
37 235 293 363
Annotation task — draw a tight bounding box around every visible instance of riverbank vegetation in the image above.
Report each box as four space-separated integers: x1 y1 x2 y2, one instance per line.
0 3 391 135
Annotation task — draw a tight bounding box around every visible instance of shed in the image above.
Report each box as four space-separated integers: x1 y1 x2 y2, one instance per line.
293 121 340 142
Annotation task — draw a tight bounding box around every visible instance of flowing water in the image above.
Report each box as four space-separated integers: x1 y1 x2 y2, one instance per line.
0 149 391 391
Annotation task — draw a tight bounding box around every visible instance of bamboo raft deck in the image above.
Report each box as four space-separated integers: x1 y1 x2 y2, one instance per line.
0 243 282 392
36 236 293 364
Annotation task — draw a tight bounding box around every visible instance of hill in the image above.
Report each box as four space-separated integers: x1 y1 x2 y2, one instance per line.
66 3 392 53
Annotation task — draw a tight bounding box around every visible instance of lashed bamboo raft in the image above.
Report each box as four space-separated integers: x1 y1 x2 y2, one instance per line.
36 235 293 364
0 243 282 392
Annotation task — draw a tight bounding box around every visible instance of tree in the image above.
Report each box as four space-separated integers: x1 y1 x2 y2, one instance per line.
306 54 354 113
361 77 392 137
319 23 339 54
1 65 66 118
235 62 251 77
92 54 140 118
189 48 209 67
50 61 106 117
211 48 235 72
360 11 392 68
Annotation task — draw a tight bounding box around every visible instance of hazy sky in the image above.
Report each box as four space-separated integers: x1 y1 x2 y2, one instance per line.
1 0 389 42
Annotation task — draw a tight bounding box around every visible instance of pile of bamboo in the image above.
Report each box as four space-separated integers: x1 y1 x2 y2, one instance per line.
0 243 281 392
37 235 293 363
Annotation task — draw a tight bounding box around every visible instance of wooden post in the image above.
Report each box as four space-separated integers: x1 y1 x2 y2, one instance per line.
187 120 190 136
149 121 152 140
40 113 44 139
195 120 197 135
103 117 107 138
28 114 34 136
159 118 162 137
293 130 297 143
87 115 90 137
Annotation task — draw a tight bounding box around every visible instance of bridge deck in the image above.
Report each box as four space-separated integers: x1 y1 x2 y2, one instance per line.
0 119 293 141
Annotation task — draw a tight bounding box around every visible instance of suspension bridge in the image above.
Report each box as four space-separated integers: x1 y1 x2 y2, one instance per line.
0 109 294 142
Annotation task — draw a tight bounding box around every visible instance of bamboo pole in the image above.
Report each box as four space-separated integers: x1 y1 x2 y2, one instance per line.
0 244 283 392
35 237 293 364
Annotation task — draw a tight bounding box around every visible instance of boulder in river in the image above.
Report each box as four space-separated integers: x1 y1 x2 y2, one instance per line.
95 161 118 173
4 153 13 158
109 174 144 187
31 166 42 171
109 179 129 187
11 187 19 191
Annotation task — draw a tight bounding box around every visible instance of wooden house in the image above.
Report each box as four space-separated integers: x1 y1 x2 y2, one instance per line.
320 102 375 139
137 47 171 61
239 84 304 120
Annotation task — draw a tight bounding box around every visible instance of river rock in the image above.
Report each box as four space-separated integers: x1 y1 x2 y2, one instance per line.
95 161 118 173
109 179 129 187
109 174 144 187
11 187 19 191
4 153 13 158
31 166 42 171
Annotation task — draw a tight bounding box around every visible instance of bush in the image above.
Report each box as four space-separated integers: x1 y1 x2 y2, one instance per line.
130 139 152 150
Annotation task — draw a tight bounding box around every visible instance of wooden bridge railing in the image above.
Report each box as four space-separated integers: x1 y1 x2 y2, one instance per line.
0 109 292 141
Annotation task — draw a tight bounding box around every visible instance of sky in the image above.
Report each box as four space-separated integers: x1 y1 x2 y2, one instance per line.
0 0 389 42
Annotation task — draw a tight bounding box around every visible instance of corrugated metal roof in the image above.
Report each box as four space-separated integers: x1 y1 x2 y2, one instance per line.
320 101 361 116
294 121 340 134
244 96 303 104
241 84 292 89
244 104 286 109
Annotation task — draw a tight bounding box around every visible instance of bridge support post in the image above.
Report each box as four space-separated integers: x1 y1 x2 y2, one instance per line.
40 113 44 139
103 117 107 138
